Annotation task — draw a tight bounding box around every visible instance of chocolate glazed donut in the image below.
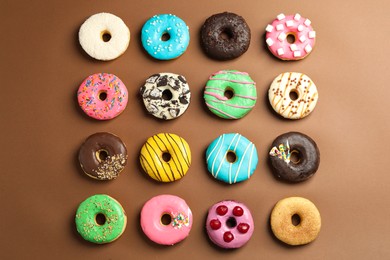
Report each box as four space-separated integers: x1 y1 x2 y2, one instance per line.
200 12 251 60
78 132 127 180
269 132 320 182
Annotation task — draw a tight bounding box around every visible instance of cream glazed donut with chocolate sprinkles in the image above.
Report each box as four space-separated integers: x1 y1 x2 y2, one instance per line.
265 13 316 60
268 72 318 119
140 73 190 120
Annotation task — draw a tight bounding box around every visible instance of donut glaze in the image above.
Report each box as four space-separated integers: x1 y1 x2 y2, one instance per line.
140 133 191 182
201 12 251 60
270 197 321 245
141 14 190 60
269 132 320 182
204 70 257 119
75 194 127 244
206 200 254 249
140 73 190 120
265 13 316 60
268 72 318 119
78 132 127 180
140 194 193 245
77 73 128 120
206 133 258 184
79 13 130 61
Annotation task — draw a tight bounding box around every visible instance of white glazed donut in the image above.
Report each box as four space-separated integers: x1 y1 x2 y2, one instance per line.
79 13 130 61
268 72 318 119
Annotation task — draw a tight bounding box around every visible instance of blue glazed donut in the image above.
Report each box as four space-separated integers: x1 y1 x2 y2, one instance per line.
141 14 190 60
206 133 258 184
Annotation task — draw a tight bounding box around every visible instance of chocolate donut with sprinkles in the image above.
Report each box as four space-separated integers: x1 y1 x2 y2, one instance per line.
204 70 257 119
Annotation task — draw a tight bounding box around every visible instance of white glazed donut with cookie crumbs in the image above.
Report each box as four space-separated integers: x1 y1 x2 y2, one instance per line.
79 12 130 61
268 72 318 119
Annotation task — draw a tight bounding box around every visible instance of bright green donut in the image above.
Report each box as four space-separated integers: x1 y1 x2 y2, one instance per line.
75 194 127 244
204 70 257 119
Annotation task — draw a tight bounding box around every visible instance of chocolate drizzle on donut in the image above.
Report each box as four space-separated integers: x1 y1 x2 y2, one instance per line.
140 73 191 120
269 132 320 182
200 12 251 60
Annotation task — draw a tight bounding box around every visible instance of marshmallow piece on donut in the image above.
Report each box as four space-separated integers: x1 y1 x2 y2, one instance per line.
79 12 130 61
305 44 313 53
277 13 285 20
276 24 284 31
299 35 307 43
293 51 301 57
286 20 294 27
266 38 274 46
277 48 285 56
278 32 286 41
304 19 312 26
309 31 316 39
290 44 298 51
294 13 301 21
265 24 274 32
298 24 304 32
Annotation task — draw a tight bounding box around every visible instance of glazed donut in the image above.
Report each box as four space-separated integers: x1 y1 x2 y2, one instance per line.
139 133 191 182
201 12 251 60
79 13 130 61
270 197 321 245
140 194 193 245
265 13 316 60
269 132 320 182
268 72 318 119
206 133 258 184
206 200 254 249
78 132 127 180
141 14 190 60
75 194 127 244
204 70 257 119
140 73 190 120
77 73 128 120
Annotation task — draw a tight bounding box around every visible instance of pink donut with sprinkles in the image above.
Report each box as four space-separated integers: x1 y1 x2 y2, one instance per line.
206 200 254 249
265 13 316 60
77 73 128 120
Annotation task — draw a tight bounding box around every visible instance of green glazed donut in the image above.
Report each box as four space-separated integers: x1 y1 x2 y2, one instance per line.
204 70 257 119
75 194 127 244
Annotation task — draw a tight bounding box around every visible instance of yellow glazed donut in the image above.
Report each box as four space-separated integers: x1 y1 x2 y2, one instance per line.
270 197 321 246
139 133 191 182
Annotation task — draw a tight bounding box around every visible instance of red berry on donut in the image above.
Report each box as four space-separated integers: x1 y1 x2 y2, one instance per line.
233 206 244 216
209 219 221 230
216 205 228 216
237 223 250 234
223 231 234 243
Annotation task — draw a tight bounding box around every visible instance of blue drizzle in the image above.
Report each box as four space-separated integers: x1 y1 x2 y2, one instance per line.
141 14 190 60
206 133 258 184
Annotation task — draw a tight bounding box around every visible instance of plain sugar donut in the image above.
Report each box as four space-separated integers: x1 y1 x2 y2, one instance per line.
140 194 193 245
270 197 321 246
268 72 318 119
79 12 130 61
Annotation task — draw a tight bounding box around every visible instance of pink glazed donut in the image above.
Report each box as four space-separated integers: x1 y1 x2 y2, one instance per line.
140 194 193 245
265 13 316 60
206 200 254 249
77 73 128 120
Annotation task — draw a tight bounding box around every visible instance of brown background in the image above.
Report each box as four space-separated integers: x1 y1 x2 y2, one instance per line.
2 0 390 259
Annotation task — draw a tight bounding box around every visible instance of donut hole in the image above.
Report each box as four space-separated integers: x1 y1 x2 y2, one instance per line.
226 151 237 163
224 87 235 99
161 213 172 225
162 152 172 162
289 89 299 101
98 91 108 101
96 149 109 162
101 31 112 42
95 213 107 226
286 33 296 44
220 28 234 40
226 217 237 228
290 150 302 164
161 32 171 42
162 89 173 101
291 214 301 226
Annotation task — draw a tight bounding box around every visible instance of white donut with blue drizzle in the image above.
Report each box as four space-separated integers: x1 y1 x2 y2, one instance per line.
141 14 190 60
206 133 258 184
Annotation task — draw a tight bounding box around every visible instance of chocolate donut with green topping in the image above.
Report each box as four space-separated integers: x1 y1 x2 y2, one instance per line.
200 12 251 60
269 132 320 182
75 194 127 244
78 132 127 180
